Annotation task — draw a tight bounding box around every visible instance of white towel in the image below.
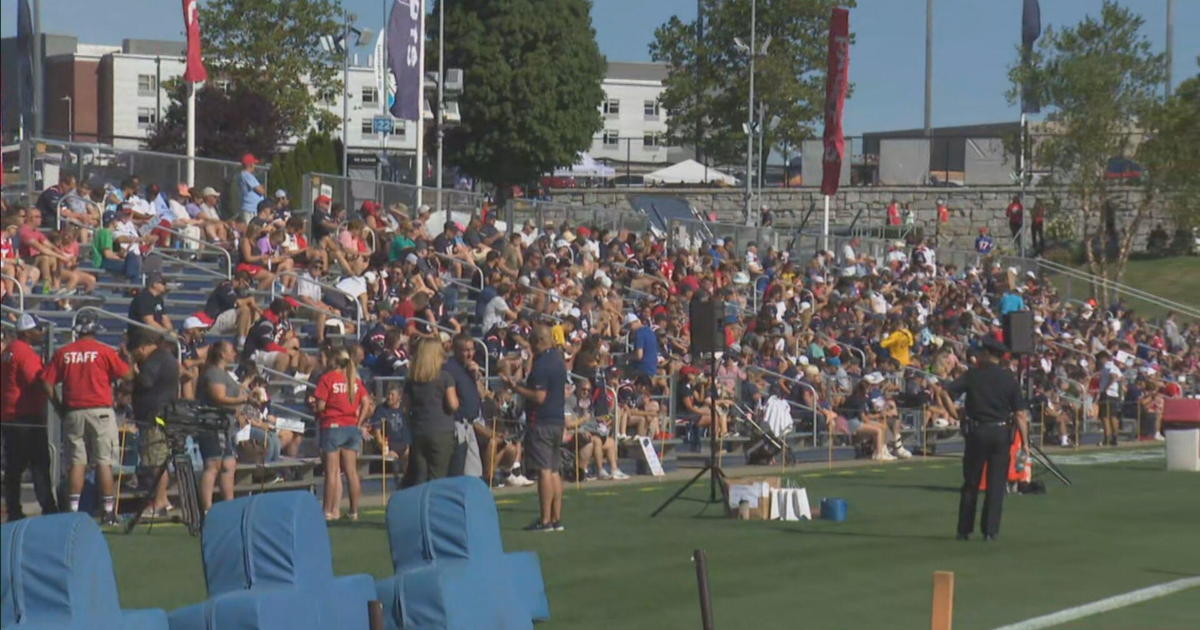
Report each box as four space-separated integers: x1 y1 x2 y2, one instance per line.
764 396 793 438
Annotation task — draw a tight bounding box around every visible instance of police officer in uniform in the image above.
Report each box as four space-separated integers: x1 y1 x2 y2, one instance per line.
944 335 1029 541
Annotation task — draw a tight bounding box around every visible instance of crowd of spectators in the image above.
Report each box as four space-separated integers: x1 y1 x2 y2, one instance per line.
3 162 1199 525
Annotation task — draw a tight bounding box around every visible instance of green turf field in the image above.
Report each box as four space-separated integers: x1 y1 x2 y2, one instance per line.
1048 256 1200 318
104 449 1200 629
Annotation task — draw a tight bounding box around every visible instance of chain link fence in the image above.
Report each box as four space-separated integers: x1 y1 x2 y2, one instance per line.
502 198 649 234
300 172 488 221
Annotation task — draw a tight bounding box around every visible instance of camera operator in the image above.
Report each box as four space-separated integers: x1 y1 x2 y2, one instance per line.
42 313 133 524
1 315 58 519
128 330 179 517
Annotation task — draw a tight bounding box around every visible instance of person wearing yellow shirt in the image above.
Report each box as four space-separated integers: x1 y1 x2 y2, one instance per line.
881 320 915 367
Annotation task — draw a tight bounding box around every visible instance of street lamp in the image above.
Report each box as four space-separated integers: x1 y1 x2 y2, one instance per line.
733 0 771 227
60 95 72 142
329 13 375 180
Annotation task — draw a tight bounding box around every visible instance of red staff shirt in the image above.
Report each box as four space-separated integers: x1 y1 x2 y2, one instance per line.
314 369 369 428
42 337 131 410
1 339 47 419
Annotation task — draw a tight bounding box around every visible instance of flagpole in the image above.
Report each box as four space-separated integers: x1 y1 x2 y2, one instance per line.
32 0 43 138
186 82 196 185
822 195 830 253
414 3 426 208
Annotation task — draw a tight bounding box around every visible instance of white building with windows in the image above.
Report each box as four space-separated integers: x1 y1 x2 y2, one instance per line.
589 62 684 171
25 36 416 160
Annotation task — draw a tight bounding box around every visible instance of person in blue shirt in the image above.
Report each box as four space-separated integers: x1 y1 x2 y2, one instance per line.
975 227 995 256
628 313 659 378
998 288 1026 315
238 153 267 222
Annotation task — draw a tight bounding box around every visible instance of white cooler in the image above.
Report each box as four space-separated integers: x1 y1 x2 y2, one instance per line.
1162 399 1200 472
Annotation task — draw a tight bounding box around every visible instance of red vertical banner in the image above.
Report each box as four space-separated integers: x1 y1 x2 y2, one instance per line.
821 8 850 197
182 0 208 83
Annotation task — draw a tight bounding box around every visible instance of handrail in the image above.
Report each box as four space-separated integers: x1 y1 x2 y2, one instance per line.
55 193 100 230
817 332 867 368
151 223 232 279
433 252 484 292
268 401 315 423
408 316 490 382
1036 258 1200 320
154 249 227 280
1 273 24 311
271 270 363 336
258 365 314 390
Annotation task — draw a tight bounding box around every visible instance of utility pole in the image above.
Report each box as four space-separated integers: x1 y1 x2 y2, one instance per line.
924 0 933 136
744 0 756 226
1165 0 1175 96
435 0 445 212
32 0 43 138
341 12 352 179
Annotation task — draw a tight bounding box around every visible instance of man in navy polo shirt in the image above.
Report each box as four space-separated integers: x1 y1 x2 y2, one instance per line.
503 324 568 532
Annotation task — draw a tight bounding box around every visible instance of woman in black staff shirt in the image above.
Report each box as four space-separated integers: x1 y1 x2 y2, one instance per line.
402 338 459 487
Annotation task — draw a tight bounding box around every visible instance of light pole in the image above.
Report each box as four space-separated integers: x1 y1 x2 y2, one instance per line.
436 0 444 213
735 2 770 227
341 12 354 179
60 95 72 142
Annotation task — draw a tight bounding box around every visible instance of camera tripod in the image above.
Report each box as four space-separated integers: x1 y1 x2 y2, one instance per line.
652 353 727 516
124 427 205 536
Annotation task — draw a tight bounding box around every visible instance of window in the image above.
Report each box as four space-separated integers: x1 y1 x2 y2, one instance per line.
602 129 619 147
643 132 661 148
137 74 157 97
319 89 338 106
136 107 157 129
644 99 659 119
603 98 620 117
361 118 376 136
362 86 378 104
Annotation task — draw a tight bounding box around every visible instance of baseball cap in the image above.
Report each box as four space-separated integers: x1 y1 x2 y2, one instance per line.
183 316 209 330
200 186 221 197
275 189 288 199
74 312 100 335
17 313 41 332
624 313 640 326
241 153 259 166
864 371 884 385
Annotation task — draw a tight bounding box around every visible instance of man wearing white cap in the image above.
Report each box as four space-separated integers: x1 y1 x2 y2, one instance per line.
1 314 59 518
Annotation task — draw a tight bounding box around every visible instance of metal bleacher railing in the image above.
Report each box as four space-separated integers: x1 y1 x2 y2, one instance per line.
300 172 487 220
17 137 268 212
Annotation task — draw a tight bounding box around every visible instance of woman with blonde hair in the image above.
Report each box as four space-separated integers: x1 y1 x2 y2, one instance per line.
402 337 459 487
314 348 372 520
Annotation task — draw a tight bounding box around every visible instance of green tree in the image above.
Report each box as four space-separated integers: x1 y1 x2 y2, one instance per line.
147 81 283 161
436 0 606 193
201 0 343 138
268 131 341 208
1139 61 1200 233
1008 1 1165 297
650 0 854 168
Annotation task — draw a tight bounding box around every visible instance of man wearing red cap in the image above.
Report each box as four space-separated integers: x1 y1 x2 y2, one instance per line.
239 153 267 222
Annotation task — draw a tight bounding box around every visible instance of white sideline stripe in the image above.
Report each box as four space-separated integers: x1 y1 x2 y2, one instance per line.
992 576 1200 630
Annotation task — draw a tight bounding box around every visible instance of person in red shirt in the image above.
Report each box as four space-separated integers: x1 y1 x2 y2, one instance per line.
1006 194 1024 240
886 199 901 226
41 312 133 523
314 349 372 521
2 314 59 518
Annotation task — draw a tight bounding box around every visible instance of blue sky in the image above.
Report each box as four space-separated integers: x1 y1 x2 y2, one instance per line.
3 0 1197 136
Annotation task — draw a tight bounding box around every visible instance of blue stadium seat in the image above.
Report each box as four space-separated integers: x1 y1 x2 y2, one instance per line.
0 513 168 630
376 477 549 630
167 491 375 630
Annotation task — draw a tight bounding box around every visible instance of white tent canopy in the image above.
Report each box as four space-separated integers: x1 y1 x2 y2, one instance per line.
553 153 616 178
643 159 738 186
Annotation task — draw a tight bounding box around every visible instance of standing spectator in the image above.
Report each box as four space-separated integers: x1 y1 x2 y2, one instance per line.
42 312 133 523
1096 351 1123 446
2 315 58 519
975 227 995 257
128 272 173 334
446 334 486 477
1006 194 1024 240
886 198 901 227
195 341 249 512
238 153 267 222
128 331 179 517
628 313 659 378
505 325 569 532
1030 198 1046 253
403 338 460 487
314 348 372 521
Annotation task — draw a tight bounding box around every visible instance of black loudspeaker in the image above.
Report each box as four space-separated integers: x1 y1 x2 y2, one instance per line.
1004 310 1035 354
689 295 726 356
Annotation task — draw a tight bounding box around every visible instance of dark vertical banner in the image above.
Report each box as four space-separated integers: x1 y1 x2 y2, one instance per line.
182 0 208 83
388 0 424 121
1021 0 1041 113
17 0 34 137
820 7 850 197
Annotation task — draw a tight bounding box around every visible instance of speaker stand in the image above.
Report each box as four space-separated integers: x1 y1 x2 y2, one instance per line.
652 353 727 516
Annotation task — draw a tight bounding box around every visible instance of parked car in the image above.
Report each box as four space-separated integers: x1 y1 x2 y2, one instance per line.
606 175 646 187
